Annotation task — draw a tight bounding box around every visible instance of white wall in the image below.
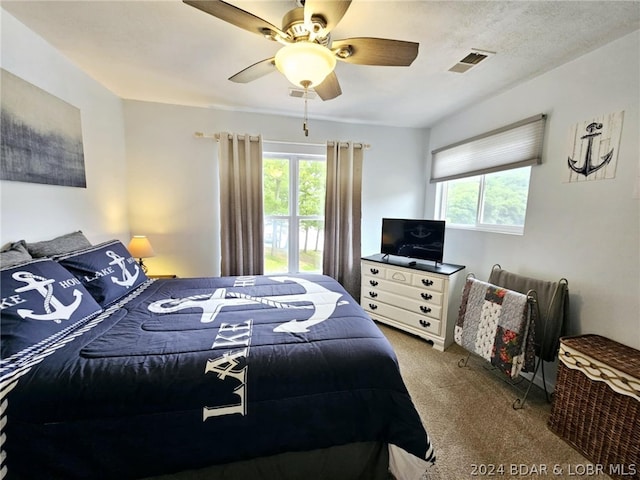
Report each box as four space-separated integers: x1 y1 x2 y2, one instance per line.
426 31 640 354
0 11 129 246
4 5 637 362
123 101 428 277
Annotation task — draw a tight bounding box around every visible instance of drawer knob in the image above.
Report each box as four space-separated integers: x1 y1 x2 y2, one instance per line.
369 303 378 310
369 280 378 287
419 320 431 328
422 279 434 287
420 306 432 314
370 268 379 275
369 291 378 298
421 292 433 300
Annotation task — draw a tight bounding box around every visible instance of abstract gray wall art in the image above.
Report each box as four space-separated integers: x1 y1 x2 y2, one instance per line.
1 69 86 188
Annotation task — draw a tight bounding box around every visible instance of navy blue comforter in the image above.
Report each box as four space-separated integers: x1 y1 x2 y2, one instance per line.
2 274 433 479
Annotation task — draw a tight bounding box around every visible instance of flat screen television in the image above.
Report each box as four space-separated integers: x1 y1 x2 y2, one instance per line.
380 218 446 265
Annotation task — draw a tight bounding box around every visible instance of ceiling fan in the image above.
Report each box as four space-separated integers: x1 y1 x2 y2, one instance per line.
183 0 419 101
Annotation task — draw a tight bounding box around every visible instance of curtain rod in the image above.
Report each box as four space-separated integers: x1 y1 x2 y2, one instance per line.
194 132 370 149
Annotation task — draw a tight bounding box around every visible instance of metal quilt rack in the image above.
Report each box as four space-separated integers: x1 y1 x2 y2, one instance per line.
457 264 569 409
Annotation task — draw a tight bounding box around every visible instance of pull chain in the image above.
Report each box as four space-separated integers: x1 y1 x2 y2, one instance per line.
301 80 310 137
303 90 309 137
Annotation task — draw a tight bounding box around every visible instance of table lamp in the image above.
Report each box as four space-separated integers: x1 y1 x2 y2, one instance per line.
127 235 155 273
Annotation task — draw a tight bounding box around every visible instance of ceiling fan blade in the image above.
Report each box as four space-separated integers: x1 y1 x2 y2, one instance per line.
184 0 288 41
314 72 342 101
332 38 419 66
228 57 276 83
304 0 352 36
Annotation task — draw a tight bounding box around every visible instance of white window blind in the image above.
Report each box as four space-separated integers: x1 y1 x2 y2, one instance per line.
430 114 546 183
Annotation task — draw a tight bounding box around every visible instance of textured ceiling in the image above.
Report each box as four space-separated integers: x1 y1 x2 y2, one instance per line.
2 0 639 128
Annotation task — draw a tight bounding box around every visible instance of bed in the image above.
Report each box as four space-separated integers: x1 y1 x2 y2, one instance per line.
0 238 435 480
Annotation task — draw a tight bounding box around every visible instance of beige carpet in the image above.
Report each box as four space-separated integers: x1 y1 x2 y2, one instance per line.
379 323 611 480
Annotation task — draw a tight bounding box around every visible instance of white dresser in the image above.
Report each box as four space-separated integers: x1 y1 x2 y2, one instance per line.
361 255 465 351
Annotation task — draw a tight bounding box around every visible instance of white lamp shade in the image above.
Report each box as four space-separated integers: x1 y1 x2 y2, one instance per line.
127 235 156 259
275 42 336 87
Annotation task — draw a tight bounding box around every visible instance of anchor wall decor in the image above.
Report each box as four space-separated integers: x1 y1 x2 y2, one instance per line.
565 111 624 183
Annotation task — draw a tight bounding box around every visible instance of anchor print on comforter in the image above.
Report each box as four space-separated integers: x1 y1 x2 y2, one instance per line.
1 273 434 480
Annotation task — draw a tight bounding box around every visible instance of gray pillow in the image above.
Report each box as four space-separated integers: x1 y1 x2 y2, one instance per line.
26 231 91 258
0 240 33 268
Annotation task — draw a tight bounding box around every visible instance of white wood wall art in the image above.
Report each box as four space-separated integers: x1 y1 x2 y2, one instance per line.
565 110 624 183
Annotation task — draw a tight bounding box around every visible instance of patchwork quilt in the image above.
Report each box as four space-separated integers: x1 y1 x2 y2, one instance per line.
455 277 535 378
1 261 434 480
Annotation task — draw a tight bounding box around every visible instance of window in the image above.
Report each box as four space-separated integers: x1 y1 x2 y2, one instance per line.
263 150 326 274
436 166 532 234
432 114 545 235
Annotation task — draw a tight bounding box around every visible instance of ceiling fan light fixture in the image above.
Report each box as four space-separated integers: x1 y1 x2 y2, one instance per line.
275 41 336 88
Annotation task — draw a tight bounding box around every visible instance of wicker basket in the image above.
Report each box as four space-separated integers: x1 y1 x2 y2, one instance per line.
548 335 640 480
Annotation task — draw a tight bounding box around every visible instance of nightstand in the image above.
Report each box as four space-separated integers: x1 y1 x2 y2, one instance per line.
148 274 177 279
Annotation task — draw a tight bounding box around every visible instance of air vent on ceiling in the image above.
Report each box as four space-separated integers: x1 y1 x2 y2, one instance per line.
289 87 317 99
449 49 495 73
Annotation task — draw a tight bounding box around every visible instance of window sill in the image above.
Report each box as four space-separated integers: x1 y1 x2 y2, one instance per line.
445 224 524 236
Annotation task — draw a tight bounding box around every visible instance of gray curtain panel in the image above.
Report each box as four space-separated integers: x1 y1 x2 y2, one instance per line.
218 133 264 276
323 141 363 300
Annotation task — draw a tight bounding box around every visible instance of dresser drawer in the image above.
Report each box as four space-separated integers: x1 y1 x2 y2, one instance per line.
362 275 443 307
362 273 383 289
363 263 385 277
363 301 441 336
411 272 444 292
362 261 415 286
385 267 412 285
380 264 444 293
362 288 442 320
